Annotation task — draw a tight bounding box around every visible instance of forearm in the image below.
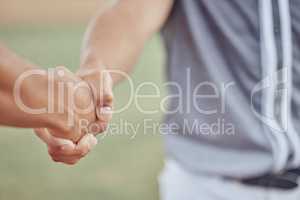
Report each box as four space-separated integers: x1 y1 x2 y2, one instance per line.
0 44 50 128
80 0 173 85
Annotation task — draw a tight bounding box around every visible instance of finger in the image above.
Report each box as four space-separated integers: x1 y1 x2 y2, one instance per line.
73 134 98 156
89 120 108 135
51 154 82 162
35 128 80 160
62 160 80 165
96 106 112 122
101 71 113 107
76 69 113 125
77 69 113 107
95 71 113 122
34 128 75 150
50 134 98 157
50 156 80 165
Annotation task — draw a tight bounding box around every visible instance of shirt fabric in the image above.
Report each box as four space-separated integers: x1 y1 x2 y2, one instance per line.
161 0 300 178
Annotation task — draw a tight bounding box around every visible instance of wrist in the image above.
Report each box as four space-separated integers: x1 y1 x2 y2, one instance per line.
17 68 55 128
78 58 109 86
79 57 107 80
80 49 106 71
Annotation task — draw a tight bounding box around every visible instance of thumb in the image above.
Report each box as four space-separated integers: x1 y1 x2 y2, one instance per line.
96 71 113 121
77 69 113 107
78 69 113 122
95 70 113 107
34 128 75 149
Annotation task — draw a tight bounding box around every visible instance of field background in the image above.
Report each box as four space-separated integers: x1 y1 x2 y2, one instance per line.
0 1 166 200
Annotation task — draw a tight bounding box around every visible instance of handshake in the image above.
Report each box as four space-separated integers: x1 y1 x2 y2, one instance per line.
31 66 114 165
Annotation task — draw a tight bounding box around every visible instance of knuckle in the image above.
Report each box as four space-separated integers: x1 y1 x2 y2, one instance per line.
66 160 79 165
78 148 90 157
99 126 108 133
99 122 108 132
48 146 64 156
82 149 90 156
48 149 58 157
51 157 60 163
91 122 108 134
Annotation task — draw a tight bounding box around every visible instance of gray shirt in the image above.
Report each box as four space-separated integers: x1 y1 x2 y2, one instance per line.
161 0 300 178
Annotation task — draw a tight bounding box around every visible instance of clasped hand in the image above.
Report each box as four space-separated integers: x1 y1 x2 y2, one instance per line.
35 66 113 165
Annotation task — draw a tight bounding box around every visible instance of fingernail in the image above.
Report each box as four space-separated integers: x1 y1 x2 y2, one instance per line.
100 106 112 114
97 107 112 121
89 135 98 147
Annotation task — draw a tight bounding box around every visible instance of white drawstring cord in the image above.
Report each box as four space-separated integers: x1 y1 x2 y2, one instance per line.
278 0 300 168
259 0 290 173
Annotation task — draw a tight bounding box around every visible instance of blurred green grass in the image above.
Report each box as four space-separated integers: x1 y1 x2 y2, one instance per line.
0 25 166 200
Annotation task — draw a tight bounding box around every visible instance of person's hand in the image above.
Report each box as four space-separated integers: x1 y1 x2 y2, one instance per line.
43 66 98 142
34 66 99 164
35 128 97 165
76 67 114 135
35 66 113 165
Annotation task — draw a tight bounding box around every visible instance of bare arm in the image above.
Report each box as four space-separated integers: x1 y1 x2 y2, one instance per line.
0 44 98 142
36 0 174 165
0 44 51 128
0 44 102 165
80 0 174 84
